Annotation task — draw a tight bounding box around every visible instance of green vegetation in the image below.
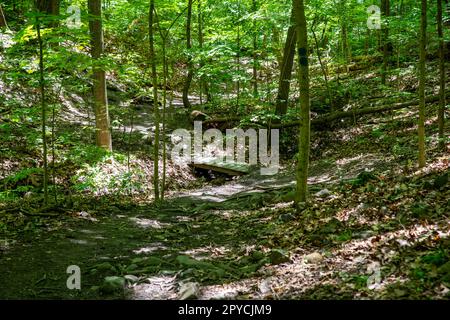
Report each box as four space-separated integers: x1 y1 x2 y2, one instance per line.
0 0 448 301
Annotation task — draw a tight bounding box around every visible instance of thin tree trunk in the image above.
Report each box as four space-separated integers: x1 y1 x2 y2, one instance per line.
272 26 283 67
36 15 48 205
381 0 390 85
365 28 369 55
162 40 167 199
236 0 241 108
0 5 8 28
252 0 258 98
437 0 446 150
36 0 59 27
418 0 427 167
182 0 193 109
312 21 333 112
50 0 59 28
341 22 349 69
153 8 168 199
198 0 204 105
275 8 296 116
88 0 112 151
293 0 310 207
149 0 160 201
339 0 350 72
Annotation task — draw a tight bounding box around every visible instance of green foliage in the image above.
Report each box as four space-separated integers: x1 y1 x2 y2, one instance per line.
347 171 378 188
71 151 146 196
3 167 42 185
421 250 448 267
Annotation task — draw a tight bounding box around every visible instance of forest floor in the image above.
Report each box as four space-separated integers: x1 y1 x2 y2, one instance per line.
1 43 449 299
0 98 448 299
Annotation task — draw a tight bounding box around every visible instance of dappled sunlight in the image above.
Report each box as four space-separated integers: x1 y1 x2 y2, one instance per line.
175 215 194 223
336 153 377 166
130 217 170 229
181 245 231 261
68 239 89 245
240 218 450 299
131 275 178 300
1 0 449 302
409 156 449 178
309 173 333 184
133 242 168 255
176 183 248 203
200 279 257 300
209 209 235 220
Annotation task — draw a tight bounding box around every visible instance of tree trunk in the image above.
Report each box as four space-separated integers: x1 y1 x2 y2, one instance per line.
252 0 258 98
198 0 205 105
182 0 193 109
35 13 48 205
275 8 296 116
339 0 350 71
236 0 241 107
293 0 310 207
0 5 8 28
381 0 390 85
149 0 160 201
437 0 446 150
418 0 427 167
36 0 58 14
88 0 112 151
341 22 349 66
35 0 59 27
272 26 283 67
312 21 333 111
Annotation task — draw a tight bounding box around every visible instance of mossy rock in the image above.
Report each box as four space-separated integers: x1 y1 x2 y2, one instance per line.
269 249 290 265
100 276 125 294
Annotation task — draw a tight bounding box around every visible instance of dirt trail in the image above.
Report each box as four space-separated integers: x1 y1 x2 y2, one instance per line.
0 152 393 299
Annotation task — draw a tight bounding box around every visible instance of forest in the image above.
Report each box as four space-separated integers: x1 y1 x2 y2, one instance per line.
0 0 448 301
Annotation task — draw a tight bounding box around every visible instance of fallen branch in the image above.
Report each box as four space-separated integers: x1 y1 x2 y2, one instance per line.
203 92 444 129
277 93 444 129
0 207 61 217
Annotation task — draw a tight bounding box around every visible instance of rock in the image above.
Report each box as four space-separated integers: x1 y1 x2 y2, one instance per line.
101 276 125 294
356 171 377 184
269 249 290 265
24 191 34 200
190 110 209 122
124 275 139 284
320 218 343 234
304 252 324 264
258 277 274 295
279 213 295 222
315 189 332 198
179 282 200 300
94 262 115 273
77 211 98 222
251 250 265 262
